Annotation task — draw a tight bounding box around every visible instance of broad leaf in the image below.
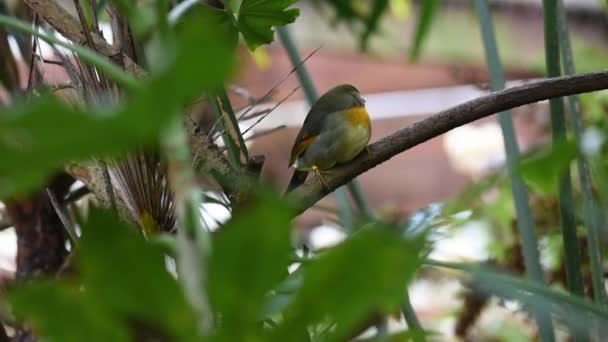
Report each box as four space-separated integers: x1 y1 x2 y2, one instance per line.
518 139 577 195
79 209 199 340
209 190 293 339
275 224 426 340
236 0 300 50
10 281 130 342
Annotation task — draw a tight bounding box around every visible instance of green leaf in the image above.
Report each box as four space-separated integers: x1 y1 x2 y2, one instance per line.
430 260 608 335
236 0 300 50
275 224 425 340
79 209 198 340
261 266 304 319
184 5 239 51
9 210 200 341
10 281 130 342
360 0 390 50
109 0 156 37
0 13 234 199
209 190 293 338
518 139 578 195
0 97 159 199
228 0 243 16
409 0 439 61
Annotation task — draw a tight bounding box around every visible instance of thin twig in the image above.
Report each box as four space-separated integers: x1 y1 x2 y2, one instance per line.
229 85 262 104
245 125 286 141
42 58 63 65
46 188 79 246
239 108 273 121
241 87 299 136
235 45 324 122
25 14 39 92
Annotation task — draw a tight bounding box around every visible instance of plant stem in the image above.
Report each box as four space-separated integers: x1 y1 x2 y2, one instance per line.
556 0 607 306
543 0 585 299
210 96 241 169
219 87 249 162
427 259 608 321
162 115 213 335
474 1 555 340
402 290 425 342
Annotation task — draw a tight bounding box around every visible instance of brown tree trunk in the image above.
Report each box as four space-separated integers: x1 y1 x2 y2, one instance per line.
5 174 73 341
6 175 71 279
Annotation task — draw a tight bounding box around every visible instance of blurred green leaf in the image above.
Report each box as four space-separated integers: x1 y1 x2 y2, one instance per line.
275 225 425 340
443 171 504 216
228 0 243 15
110 0 156 37
409 0 439 61
262 265 304 319
185 4 239 51
518 139 578 195
0 97 159 199
360 0 389 50
236 0 300 50
9 209 198 341
316 0 362 23
10 281 130 342
79 209 199 340
209 190 293 339
430 260 608 334
0 13 234 199
484 182 515 229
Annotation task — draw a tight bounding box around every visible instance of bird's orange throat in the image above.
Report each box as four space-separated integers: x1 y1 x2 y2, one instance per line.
345 106 371 129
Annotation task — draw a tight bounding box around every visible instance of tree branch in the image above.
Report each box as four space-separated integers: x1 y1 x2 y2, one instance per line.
288 70 608 215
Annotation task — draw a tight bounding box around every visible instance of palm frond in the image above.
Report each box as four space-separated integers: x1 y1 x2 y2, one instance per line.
111 151 176 235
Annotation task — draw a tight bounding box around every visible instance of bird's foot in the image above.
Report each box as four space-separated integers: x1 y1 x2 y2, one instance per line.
313 166 330 190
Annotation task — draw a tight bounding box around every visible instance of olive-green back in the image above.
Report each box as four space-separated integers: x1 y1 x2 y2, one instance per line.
291 84 364 155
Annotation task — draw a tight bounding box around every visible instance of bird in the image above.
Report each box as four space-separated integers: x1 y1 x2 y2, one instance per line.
286 84 371 193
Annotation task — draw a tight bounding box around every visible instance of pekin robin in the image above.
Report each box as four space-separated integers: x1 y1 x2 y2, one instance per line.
286 84 371 192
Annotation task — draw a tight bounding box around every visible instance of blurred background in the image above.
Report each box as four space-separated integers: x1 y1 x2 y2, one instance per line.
2 0 608 340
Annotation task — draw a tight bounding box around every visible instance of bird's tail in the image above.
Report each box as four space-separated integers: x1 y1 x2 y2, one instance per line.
286 170 309 194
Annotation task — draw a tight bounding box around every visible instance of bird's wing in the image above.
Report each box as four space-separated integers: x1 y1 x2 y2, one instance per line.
289 132 317 166
288 103 327 166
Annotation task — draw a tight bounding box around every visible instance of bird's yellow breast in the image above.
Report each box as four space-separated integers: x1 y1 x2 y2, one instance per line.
344 106 371 128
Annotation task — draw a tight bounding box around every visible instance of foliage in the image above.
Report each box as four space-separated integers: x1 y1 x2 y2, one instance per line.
0 10 234 199
9 192 428 341
1 0 608 341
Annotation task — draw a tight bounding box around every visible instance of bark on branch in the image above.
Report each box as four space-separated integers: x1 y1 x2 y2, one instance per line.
287 70 608 215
